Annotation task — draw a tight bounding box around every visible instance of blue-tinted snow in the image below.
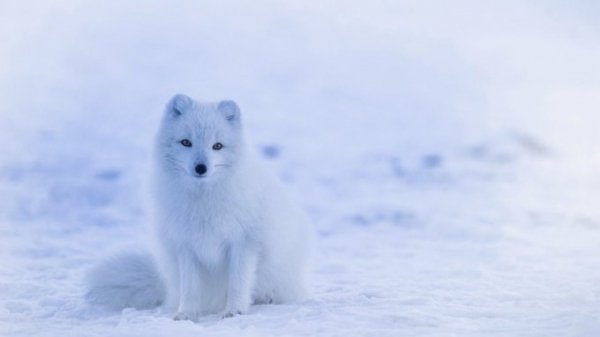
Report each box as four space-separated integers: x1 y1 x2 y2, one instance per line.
1 1 600 336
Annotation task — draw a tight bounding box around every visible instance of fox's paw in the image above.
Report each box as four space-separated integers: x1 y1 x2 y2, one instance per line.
253 294 274 305
173 312 191 321
222 310 243 319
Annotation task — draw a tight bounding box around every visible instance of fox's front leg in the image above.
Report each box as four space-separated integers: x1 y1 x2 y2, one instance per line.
173 251 202 321
223 242 258 318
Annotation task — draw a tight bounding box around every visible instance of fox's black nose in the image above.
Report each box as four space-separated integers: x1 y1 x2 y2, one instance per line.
195 164 207 175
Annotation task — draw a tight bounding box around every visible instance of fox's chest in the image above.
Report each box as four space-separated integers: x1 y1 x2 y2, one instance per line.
157 184 262 265
171 203 248 266
189 230 228 267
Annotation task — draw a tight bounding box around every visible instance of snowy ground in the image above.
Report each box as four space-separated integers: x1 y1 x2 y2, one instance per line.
1 1 600 336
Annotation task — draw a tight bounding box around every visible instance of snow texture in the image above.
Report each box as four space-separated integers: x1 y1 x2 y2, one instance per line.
1 1 600 336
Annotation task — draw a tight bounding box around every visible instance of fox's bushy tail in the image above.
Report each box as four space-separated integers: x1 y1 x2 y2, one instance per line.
86 252 166 310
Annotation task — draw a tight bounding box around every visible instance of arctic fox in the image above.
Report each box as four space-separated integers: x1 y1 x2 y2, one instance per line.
86 94 314 320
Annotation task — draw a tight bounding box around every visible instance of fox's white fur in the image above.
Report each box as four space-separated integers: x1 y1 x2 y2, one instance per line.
86 94 314 320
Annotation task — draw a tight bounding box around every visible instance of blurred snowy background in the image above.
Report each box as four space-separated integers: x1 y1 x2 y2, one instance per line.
1 1 600 336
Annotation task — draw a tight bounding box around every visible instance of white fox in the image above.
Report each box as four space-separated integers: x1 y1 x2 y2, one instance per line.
86 94 314 320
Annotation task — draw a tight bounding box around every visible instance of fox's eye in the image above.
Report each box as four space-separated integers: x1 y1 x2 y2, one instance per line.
212 143 223 150
180 139 192 147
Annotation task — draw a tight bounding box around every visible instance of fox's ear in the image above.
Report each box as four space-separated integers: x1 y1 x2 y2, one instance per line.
166 94 193 117
217 100 240 123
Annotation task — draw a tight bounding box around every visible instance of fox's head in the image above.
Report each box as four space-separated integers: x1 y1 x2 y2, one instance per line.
155 94 245 182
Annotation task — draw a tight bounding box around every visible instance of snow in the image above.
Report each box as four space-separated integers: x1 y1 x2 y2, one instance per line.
1 1 600 336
